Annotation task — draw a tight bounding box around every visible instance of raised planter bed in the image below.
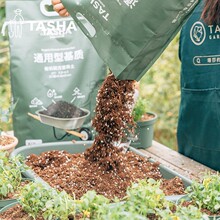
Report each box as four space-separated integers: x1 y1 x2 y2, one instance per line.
10 141 192 200
0 141 210 219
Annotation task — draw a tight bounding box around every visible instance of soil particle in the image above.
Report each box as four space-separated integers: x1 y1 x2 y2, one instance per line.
84 73 136 169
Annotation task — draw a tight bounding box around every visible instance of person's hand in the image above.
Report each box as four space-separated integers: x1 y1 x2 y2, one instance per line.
51 0 69 17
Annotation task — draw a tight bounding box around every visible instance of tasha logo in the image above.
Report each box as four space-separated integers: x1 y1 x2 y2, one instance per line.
190 21 206 45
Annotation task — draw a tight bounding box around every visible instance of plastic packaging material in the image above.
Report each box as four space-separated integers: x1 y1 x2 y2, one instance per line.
2 0 106 146
61 0 200 80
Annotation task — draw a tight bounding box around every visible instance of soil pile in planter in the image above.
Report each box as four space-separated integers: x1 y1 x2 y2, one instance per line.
25 150 185 200
25 73 185 200
39 100 87 118
84 73 136 170
0 151 186 220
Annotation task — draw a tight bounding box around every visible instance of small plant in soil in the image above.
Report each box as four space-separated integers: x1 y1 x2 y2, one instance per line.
0 179 207 220
78 190 110 219
18 182 76 220
184 172 220 216
0 151 28 200
123 178 171 217
159 204 208 220
77 178 206 220
132 96 154 122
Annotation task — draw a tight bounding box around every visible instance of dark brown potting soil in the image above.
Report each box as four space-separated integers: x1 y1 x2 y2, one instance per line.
0 204 39 220
39 100 87 118
0 148 186 220
84 73 136 169
25 149 185 200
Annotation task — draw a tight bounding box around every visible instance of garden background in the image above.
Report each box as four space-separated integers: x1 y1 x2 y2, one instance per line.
0 1 181 150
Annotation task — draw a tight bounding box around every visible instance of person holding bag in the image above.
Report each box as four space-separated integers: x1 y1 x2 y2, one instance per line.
52 0 200 81
177 0 220 170
52 0 69 17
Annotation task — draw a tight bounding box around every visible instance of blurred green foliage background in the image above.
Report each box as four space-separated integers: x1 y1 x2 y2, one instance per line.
0 1 12 132
139 36 181 150
0 2 181 150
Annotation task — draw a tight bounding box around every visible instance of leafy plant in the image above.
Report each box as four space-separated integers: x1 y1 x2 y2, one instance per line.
96 202 147 220
0 151 28 199
76 179 170 219
43 190 77 220
77 178 206 220
124 178 170 217
19 182 77 220
158 204 208 220
78 190 110 219
2 176 208 220
132 97 150 122
185 172 220 214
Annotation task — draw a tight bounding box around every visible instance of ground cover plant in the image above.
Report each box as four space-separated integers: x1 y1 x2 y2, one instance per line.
19 182 76 220
0 179 208 220
181 172 220 217
0 151 28 200
0 182 77 220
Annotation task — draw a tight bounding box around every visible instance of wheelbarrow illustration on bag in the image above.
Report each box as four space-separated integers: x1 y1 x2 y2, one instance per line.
28 100 93 141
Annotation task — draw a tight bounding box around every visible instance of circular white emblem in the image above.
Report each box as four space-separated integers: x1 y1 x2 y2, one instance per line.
190 21 206 45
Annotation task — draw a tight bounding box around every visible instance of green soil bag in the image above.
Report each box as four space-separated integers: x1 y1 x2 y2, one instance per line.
2 0 106 147
61 0 200 80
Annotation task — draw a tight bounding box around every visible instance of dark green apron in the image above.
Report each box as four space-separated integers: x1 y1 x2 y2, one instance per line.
177 1 220 171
